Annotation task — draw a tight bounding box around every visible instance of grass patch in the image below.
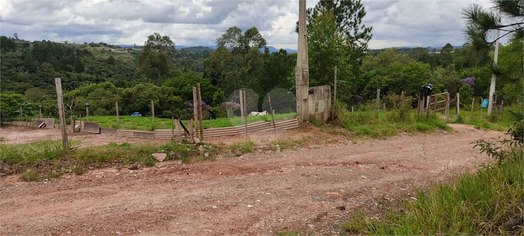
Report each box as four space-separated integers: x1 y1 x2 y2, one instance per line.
230 141 256 155
20 171 42 181
1 140 207 180
339 109 451 139
341 148 524 235
449 107 516 131
85 113 296 131
272 139 295 150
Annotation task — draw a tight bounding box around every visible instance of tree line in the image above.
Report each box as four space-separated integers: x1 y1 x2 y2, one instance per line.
1 0 521 121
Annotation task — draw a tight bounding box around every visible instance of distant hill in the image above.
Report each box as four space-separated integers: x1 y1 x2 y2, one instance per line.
121 44 297 53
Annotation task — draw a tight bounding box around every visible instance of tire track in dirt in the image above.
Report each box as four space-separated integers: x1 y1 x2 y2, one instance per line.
0 124 504 235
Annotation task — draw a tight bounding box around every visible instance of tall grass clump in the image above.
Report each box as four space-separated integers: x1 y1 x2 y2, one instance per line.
341 121 524 235
338 94 450 138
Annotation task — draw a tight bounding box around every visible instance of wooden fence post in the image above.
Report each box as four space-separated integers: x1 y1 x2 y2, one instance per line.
55 78 69 150
79 114 82 131
456 93 460 117
197 83 204 141
171 116 175 141
19 106 23 118
86 106 89 122
471 97 475 116
480 98 484 120
351 106 354 112
243 90 248 141
189 119 194 143
192 87 199 134
376 88 380 111
446 92 450 122
499 100 504 116
426 95 430 118
268 93 276 137
418 95 422 116
239 90 245 125
175 119 182 141
333 66 337 106
115 101 119 128
383 103 386 112
70 115 75 133
151 100 155 130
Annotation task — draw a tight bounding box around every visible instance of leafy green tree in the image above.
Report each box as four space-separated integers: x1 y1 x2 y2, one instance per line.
0 93 37 119
162 73 217 105
360 49 431 99
212 89 227 107
138 33 175 85
459 84 474 107
216 26 266 55
308 10 346 87
308 0 372 68
107 55 116 65
0 36 16 53
206 26 269 96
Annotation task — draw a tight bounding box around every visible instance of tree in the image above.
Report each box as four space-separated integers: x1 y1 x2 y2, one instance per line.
463 1 523 113
138 33 175 85
308 0 372 67
459 84 474 107
107 55 116 65
212 89 227 107
206 26 269 96
308 10 347 86
441 43 454 53
463 1 523 50
216 26 267 55
162 73 217 105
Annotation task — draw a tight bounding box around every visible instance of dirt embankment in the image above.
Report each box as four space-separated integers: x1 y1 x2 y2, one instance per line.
0 124 503 235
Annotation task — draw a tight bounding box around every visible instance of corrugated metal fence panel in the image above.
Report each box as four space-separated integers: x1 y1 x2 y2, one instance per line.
103 119 299 139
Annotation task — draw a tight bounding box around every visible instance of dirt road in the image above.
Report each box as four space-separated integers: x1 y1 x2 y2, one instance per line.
0 125 503 235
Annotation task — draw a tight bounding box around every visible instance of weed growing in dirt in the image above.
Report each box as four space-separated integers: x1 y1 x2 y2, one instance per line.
20 171 42 181
272 139 295 150
230 141 255 155
72 167 85 175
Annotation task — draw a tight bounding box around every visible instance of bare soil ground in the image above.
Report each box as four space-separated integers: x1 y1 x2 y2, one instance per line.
0 124 504 235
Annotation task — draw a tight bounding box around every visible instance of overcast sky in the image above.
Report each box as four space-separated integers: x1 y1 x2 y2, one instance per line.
0 0 494 49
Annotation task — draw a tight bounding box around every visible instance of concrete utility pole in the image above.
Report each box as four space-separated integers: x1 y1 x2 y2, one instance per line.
487 29 500 117
295 0 309 124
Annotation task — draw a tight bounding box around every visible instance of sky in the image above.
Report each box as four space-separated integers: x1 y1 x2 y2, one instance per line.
0 0 495 49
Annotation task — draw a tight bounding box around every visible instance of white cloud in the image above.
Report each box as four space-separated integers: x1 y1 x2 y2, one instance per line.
0 0 494 49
